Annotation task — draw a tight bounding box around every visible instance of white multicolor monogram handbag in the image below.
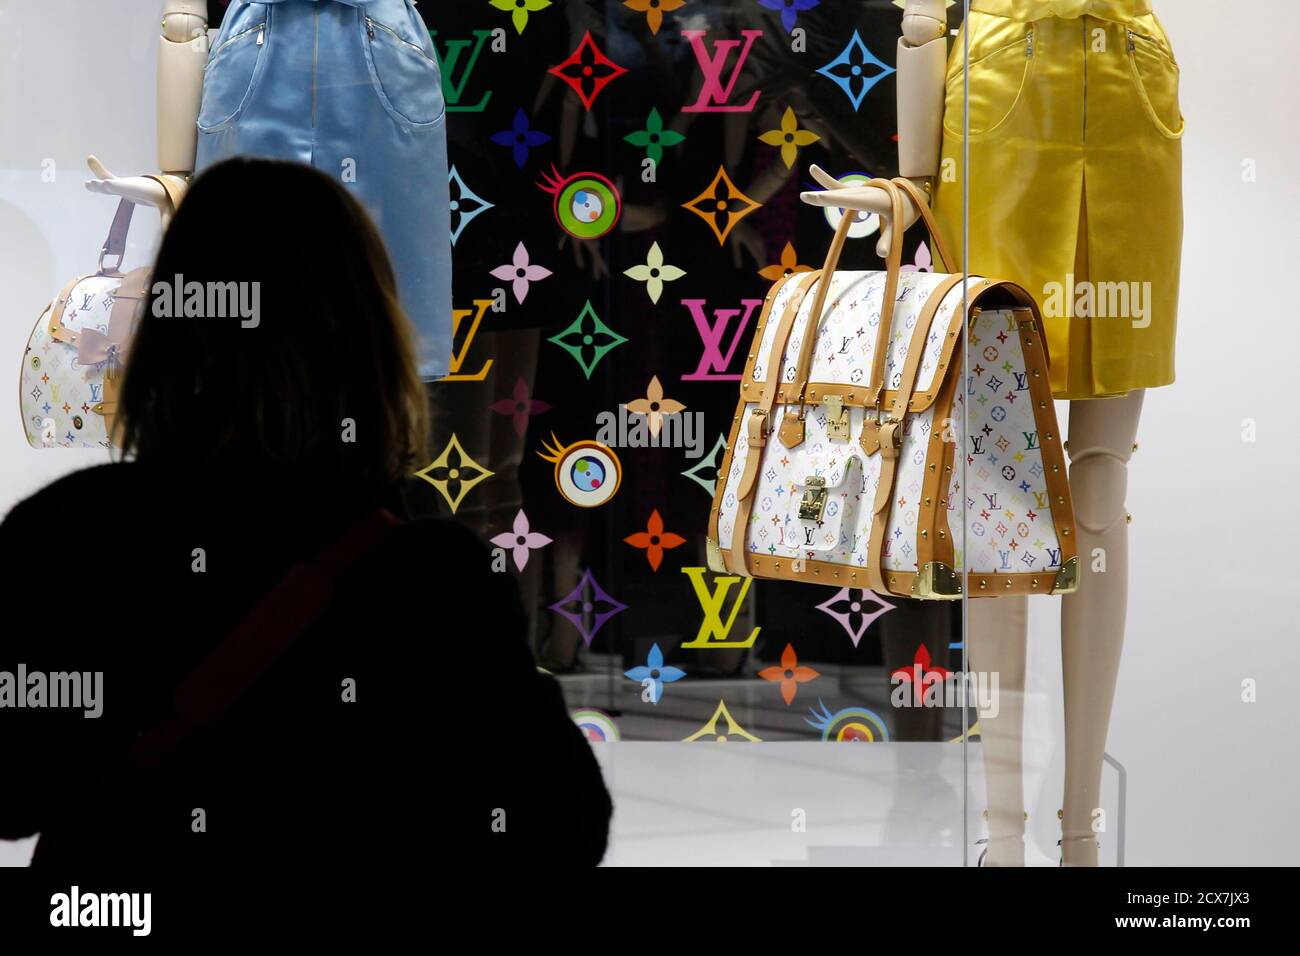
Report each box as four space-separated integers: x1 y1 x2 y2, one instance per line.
18 192 163 449
707 178 1080 599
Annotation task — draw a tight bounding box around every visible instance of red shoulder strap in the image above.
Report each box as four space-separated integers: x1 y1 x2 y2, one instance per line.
132 508 404 767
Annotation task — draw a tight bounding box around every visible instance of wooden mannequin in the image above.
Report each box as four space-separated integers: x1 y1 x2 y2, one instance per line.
84 1 207 220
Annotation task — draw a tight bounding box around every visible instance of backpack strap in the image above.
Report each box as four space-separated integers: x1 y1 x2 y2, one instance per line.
131 508 404 768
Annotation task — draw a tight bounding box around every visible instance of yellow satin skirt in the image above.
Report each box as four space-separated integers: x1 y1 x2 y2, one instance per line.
931 0 1183 399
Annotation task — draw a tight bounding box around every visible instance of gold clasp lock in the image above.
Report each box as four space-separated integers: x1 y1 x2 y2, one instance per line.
824 394 849 443
798 476 828 523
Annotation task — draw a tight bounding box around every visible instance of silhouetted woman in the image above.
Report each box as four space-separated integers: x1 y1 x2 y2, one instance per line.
0 158 610 870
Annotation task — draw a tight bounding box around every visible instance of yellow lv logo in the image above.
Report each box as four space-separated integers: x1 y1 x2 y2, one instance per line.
679 566 760 649
438 298 494 382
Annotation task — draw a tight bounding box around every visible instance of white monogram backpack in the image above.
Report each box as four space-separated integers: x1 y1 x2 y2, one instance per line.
707 178 1079 599
18 180 179 449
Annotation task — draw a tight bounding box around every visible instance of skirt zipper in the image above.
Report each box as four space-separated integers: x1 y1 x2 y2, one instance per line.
1082 21 1089 143
311 6 319 128
209 21 264 61
366 16 437 63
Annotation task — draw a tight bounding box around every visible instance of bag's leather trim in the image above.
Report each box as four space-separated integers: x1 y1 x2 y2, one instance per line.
739 277 972 414
46 274 92 344
919 341 962 570
727 272 821 576
865 273 965 591
979 285 1077 573
741 551 1071 597
707 271 816 573
708 253 1077 595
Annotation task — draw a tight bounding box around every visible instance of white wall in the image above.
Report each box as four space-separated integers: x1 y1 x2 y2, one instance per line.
1 0 1297 867
0 1 164 506
1021 1 1300 864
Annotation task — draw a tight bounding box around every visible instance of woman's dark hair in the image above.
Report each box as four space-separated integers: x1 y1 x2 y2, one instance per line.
116 157 429 485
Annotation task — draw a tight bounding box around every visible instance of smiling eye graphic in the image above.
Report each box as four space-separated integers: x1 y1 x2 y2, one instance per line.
571 189 604 223
537 433 622 508
538 165 621 240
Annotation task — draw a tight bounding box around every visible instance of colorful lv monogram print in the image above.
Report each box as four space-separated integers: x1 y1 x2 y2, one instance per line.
679 566 760 649
680 298 763 381
682 166 762 244
429 29 494 112
681 29 764 113
548 31 628 111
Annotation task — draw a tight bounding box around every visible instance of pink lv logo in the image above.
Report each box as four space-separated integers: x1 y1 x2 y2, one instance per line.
681 298 763 381
681 29 763 113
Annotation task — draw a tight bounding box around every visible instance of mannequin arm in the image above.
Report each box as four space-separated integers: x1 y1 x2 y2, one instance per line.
83 1 205 224
158 0 208 178
800 0 947 257
897 0 947 181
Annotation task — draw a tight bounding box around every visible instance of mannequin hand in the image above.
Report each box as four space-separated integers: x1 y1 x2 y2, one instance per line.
84 156 186 222
799 164 924 259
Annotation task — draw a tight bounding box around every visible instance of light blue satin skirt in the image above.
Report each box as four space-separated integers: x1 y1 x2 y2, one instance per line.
195 0 452 379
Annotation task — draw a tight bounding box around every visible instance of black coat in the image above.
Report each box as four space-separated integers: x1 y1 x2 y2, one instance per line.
0 462 610 870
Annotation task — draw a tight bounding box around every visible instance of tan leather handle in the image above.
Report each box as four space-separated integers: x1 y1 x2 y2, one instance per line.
143 174 186 217
890 177 955 274
789 178 906 409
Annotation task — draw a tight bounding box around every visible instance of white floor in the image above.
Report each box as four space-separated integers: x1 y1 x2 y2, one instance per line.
591 742 1103 867
0 740 1122 867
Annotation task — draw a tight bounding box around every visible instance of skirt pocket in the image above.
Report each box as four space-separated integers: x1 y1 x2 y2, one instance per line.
197 13 269 132
943 24 1036 139
361 13 446 129
1126 30 1184 139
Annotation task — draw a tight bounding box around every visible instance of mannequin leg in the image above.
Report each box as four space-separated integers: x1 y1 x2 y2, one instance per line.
966 596 1028 866
1060 389 1144 865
